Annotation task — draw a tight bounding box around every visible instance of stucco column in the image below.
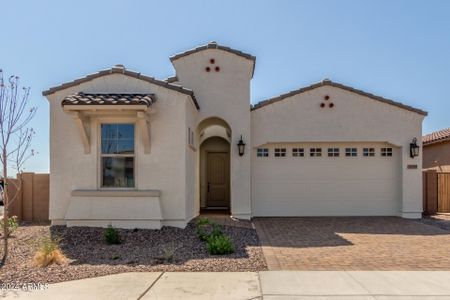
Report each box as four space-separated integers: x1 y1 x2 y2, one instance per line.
401 142 423 218
230 125 252 220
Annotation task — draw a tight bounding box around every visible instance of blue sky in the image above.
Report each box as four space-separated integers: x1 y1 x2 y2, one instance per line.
1 0 449 172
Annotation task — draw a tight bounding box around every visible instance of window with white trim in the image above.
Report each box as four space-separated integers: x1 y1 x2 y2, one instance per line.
381 147 393 157
310 148 322 157
345 148 357 157
101 124 135 188
274 148 286 157
327 148 340 157
292 148 304 157
363 148 375 157
257 148 269 157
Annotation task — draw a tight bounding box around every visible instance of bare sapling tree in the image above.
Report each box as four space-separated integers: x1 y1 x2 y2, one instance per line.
0 70 36 266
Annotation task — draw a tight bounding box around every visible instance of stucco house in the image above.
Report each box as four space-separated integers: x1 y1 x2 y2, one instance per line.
43 42 427 229
423 128 450 171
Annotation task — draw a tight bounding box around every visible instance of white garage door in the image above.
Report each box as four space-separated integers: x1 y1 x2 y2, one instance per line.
252 143 401 216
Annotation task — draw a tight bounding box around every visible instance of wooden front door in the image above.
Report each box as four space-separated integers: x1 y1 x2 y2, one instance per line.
206 152 230 207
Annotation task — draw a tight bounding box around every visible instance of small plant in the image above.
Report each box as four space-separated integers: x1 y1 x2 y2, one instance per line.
210 223 223 238
196 225 209 241
0 215 18 237
196 218 213 241
206 234 234 255
33 237 66 267
111 254 121 260
104 225 121 245
163 246 177 263
196 217 210 226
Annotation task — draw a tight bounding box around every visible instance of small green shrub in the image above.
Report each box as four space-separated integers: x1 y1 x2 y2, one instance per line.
206 234 234 255
0 216 19 236
104 225 121 245
196 225 209 241
210 223 223 238
196 217 210 226
196 220 223 242
163 246 177 263
111 254 121 260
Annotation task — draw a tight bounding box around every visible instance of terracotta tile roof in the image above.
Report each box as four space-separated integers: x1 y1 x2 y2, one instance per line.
251 79 427 116
62 93 156 107
42 65 199 110
169 41 256 77
423 128 450 145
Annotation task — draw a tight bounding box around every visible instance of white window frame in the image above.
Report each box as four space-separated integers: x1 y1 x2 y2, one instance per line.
292 148 304 157
310 148 322 157
345 148 358 157
98 119 137 190
257 148 269 157
381 147 393 157
327 148 340 157
274 148 286 157
363 148 375 157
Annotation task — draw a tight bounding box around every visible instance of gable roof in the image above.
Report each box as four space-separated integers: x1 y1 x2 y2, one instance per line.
423 128 450 145
169 41 256 77
62 93 156 107
251 79 427 116
42 65 199 110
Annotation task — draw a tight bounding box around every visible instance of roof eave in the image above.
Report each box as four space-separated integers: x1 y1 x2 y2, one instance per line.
42 67 200 110
169 42 256 78
63 104 150 111
251 80 427 116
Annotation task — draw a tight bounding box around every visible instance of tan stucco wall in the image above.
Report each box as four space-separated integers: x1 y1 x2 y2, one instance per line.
173 49 253 219
423 141 450 172
251 85 425 218
47 73 193 228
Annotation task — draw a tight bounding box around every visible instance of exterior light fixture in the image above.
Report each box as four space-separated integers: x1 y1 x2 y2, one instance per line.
237 135 246 156
410 138 420 158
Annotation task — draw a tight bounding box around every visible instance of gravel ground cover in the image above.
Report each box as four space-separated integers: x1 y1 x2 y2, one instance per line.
0 221 267 284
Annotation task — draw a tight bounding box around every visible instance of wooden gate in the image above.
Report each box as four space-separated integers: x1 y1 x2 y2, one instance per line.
438 173 450 213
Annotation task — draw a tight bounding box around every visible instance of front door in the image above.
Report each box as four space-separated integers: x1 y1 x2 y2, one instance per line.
206 152 230 208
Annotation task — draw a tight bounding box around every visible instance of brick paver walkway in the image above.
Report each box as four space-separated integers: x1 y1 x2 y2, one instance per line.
253 217 450 270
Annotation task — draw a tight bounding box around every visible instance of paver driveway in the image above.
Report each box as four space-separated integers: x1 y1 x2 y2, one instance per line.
253 217 450 270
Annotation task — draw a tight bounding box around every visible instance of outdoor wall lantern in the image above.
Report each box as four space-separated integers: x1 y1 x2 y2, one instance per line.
410 138 420 158
237 135 246 156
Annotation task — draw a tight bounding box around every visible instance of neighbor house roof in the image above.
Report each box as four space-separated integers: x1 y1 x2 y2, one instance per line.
62 93 156 107
423 128 450 145
42 65 199 110
251 79 427 116
169 41 256 77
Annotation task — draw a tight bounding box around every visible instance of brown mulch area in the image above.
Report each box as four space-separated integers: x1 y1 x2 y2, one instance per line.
0 221 267 284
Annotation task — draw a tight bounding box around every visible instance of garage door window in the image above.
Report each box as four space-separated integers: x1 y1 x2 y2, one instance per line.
345 148 358 157
381 148 393 157
275 148 286 157
257 148 269 157
328 148 340 157
310 148 322 157
292 148 304 157
363 148 375 157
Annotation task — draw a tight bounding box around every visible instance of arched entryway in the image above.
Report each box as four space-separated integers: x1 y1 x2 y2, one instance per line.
197 117 232 212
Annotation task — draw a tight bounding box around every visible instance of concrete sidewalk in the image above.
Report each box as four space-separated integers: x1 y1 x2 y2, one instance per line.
4 271 450 300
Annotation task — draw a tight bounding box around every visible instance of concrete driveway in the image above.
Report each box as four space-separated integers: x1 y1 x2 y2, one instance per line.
254 217 450 270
